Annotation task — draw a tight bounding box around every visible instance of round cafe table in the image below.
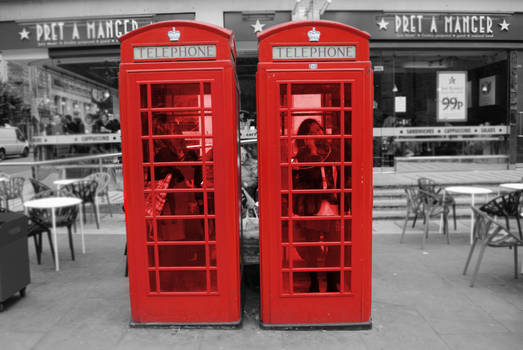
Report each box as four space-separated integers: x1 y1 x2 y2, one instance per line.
445 186 492 244
24 197 84 271
53 178 83 190
499 183 523 191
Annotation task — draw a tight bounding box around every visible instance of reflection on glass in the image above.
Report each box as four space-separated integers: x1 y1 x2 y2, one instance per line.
344 192 352 216
343 271 351 292
344 166 352 189
281 220 288 242
344 219 352 241
158 245 206 267
152 112 201 136
281 194 288 217
281 166 288 190
151 83 200 108
291 84 340 108
159 271 206 292
282 272 290 294
209 244 217 266
142 140 150 163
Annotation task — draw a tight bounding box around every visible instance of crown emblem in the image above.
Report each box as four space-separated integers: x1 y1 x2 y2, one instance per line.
307 27 320 42
168 27 181 41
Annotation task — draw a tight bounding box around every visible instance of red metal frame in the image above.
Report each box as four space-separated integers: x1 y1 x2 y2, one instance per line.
119 21 241 325
257 20 373 327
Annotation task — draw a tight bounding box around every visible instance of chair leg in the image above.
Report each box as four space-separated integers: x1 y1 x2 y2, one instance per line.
82 203 87 224
105 192 113 217
67 225 75 261
470 242 488 287
32 234 42 264
452 204 457 230
400 210 410 243
422 212 429 250
46 230 55 263
412 213 418 228
444 213 450 245
93 201 100 229
463 238 478 275
514 245 519 279
124 243 128 277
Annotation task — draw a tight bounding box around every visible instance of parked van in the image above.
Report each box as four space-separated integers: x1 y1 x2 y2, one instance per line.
0 127 29 160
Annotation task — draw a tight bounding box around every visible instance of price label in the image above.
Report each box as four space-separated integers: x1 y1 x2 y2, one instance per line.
437 71 467 122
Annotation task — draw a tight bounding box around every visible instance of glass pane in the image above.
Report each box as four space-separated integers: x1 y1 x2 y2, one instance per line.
153 140 203 163
147 246 155 267
280 84 288 107
142 140 150 163
159 193 205 216
281 220 288 242
327 271 340 293
344 110 352 135
344 166 352 189
151 83 200 108
293 220 339 242
292 193 340 216
149 271 157 292
208 219 216 241
292 167 340 191
280 112 288 135
291 84 340 107
152 111 201 136
157 245 206 267
344 192 352 216
281 194 288 217
344 139 352 162
291 246 339 268
344 245 352 267
141 112 149 136
281 166 289 190
209 244 217 266
157 219 205 241
205 192 215 215
210 270 218 292
344 83 352 107
153 165 202 189
282 246 289 268
291 138 340 163
203 82 212 108
204 112 213 136
280 139 289 162
344 219 352 241
143 166 151 183
293 271 331 293
145 219 155 241
140 85 148 108
159 271 206 292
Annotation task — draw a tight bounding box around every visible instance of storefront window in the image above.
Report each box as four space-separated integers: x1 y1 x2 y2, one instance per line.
371 50 509 168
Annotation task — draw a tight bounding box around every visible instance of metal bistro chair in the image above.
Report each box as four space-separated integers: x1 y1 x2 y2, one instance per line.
402 188 451 250
0 207 55 265
64 179 99 229
29 178 51 195
27 189 78 262
463 207 523 287
0 176 25 211
400 186 424 242
85 172 113 217
418 177 457 230
479 190 523 240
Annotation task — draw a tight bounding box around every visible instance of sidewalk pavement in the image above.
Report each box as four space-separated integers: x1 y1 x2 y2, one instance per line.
1 217 522 350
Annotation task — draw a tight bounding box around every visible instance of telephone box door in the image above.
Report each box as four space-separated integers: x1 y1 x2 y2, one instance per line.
258 68 372 325
122 69 241 324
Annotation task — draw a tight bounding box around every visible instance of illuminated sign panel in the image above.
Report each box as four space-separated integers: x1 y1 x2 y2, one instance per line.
133 45 217 60
272 45 356 59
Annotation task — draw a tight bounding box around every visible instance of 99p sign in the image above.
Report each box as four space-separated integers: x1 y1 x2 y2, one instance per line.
437 71 467 122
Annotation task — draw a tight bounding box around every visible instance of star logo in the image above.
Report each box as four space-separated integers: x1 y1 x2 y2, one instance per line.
499 19 510 31
449 77 456 85
18 27 30 40
251 19 265 33
377 18 389 31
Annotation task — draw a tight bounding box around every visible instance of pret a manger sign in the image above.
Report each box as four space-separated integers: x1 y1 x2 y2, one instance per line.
272 45 356 60
133 44 217 60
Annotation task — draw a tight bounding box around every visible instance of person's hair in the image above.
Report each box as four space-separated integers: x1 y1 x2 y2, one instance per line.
296 118 323 150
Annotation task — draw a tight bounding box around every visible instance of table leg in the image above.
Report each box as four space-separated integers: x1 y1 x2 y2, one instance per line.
470 194 475 244
51 208 59 271
79 203 85 254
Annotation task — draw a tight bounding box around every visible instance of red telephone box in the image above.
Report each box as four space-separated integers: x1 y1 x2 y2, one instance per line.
257 21 373 327
119 21 241 325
